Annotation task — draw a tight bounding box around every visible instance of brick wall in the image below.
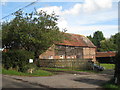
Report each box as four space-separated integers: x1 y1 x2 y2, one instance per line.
83 47 96 62
39 44 96 62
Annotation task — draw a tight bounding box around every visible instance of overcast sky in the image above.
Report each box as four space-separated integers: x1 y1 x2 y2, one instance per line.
1 0 119 38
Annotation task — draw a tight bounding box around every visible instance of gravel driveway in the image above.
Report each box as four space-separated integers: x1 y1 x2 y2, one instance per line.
3 71 113 88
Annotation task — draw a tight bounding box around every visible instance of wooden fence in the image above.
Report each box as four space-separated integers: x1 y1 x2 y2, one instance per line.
36 59 93 70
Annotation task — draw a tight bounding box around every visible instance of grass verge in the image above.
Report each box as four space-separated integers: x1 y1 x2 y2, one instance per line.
103 79 120 90
2 68 53 76
40 67 98 73
100 64 115 70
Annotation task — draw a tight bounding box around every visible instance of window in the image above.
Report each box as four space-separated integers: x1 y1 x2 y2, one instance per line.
48 55 53 59
60 55 64 59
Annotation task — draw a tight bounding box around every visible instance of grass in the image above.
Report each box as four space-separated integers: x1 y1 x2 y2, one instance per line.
104 84 120 89
100 64 115 70
40 67 97 73
2 68 53 76
103 79 120 90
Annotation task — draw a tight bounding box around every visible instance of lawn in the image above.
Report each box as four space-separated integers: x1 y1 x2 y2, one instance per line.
2 68 53 76
100 64 115 70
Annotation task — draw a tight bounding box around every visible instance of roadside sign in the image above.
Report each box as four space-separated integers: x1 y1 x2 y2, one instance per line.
29 59 33 63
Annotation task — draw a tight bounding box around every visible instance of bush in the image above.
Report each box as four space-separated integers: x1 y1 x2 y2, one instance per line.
2 50 34 72
22 63 37 73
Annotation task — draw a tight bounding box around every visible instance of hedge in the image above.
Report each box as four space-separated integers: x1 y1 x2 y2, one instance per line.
2 49 34 72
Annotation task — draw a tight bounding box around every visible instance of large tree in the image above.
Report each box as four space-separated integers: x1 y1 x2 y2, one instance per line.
99 33 120 52
93 31 105 51
87 35 93 42
110 33 120 49
2 10 65 60
87 31 105 51
100 39 117 51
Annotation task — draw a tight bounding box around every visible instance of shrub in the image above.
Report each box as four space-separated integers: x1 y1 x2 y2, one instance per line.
22 63 37 73
2 49 34 72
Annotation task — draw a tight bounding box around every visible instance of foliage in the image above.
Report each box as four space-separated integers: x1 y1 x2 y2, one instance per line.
114 32 120 85
87 31 105 51
22 63 37 73
87 31 119 52
110 33 120 46
100 39 117 51
87 35 93 43
100 33 120 51
93 31 105 51
2 68 53 76
2 10 65 60
2 50 34 72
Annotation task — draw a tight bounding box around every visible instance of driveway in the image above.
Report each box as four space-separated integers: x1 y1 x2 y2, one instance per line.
2 71 113 88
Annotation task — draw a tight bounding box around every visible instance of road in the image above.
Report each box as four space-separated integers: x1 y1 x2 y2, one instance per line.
2 70 114 89
3 72 113 88
2 76 47 89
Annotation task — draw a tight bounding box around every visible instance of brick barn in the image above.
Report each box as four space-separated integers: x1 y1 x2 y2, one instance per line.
39 33 96 62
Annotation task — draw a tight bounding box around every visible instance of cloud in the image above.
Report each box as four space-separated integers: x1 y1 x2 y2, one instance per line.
37 6 62 15
66 25 118 38
37 0 113 16
83 0 112 13
62 3 82 15
57 17 68 30
76 10 117 25
36 1 117 37
62 0 113 15
1 0 8 5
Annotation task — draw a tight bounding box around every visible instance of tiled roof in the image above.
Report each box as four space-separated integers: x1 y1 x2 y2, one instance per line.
56 33 96 48
96 51 116 57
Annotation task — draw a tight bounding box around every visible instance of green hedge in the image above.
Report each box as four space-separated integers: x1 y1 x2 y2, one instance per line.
2 50 34 72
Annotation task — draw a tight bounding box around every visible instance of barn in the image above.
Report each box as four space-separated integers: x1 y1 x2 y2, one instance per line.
39 33 96 62
96 51 116 63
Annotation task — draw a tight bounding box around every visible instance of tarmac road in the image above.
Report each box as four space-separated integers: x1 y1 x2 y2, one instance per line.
2 75 47 89
3 72 113 88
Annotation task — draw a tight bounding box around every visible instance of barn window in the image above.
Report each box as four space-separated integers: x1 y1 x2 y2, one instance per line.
48 55 53 59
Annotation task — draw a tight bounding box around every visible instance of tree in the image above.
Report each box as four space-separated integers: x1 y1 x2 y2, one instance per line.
114 32 120 85
110 33 120 50
2 10 65 61
100 39 117 51
87 35 93 42
93 31 105 51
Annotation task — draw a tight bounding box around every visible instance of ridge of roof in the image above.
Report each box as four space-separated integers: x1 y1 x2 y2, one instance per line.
57 33 96 48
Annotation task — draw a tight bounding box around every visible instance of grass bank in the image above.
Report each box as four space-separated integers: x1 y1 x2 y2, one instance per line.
2 68 53 76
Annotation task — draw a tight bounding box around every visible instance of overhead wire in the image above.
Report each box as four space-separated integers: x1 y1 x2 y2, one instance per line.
1 0 38 20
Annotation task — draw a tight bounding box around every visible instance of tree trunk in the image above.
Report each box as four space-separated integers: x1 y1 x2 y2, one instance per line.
114 65 120 85
114 53 120 85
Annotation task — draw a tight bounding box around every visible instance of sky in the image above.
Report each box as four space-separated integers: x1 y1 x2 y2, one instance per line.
0 0 119 38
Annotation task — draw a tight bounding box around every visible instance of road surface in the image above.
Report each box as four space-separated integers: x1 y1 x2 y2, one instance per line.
2 76 47 89
3 72 113 88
